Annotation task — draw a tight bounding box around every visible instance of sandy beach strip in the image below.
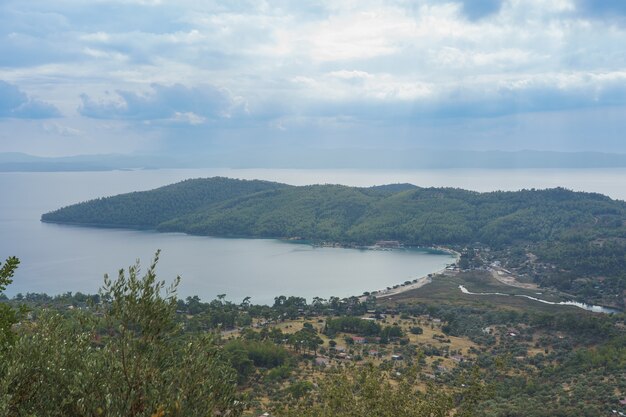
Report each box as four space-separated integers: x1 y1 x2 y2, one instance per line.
361 268 448 301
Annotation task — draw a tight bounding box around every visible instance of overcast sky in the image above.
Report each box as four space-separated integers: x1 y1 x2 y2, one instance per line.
1 0 626 156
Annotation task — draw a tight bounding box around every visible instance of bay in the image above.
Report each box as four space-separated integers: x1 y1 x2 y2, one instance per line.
2 167 626 304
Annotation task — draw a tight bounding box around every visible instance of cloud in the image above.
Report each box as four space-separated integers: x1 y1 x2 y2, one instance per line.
78 83 244 124
42 121 83 137
575 0 626 17
285 70 626 122
459 0 502 20
0 81 61 119
3 0 626 155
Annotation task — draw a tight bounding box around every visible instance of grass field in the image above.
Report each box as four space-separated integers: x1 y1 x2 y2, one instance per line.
383 270 595 314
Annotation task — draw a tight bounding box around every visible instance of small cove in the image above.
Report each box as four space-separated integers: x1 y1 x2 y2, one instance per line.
0 170 454 304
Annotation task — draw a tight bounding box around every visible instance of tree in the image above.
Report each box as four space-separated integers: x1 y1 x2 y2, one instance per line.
0 256 20 350
0 252 244 417
455 367 493 417
275 365 452 417
410 326 424 335
185 295 203 314
294 327 323 355
241 296 251 309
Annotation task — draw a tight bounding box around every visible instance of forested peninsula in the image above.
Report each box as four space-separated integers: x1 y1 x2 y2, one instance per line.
42 177 626 307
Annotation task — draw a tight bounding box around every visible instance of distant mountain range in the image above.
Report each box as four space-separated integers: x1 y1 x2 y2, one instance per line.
0 152 173 172
3 149 626 171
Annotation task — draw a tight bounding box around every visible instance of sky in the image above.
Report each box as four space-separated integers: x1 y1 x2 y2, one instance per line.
1 0 626 157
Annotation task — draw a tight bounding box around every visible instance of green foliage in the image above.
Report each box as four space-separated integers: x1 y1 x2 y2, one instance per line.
455 367 493 417
325 317 382 337
266 364 294 383
0 311 99 416
381 324 403 339
325 316 403 341
284 380 314 400
2 252 623 416
0 256 19 294
396 301 626 417
288 325 324 354
44 180 626 250
410 326 424 335
0 256 20 351
567 335 626 371
225 339 289 369
275 365 453 417
42 177 286 228
0 252 243 417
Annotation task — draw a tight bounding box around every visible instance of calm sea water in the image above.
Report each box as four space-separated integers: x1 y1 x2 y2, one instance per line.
2 168 625 304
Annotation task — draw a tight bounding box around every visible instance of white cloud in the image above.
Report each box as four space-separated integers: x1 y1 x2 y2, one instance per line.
79 32 111 42
171 111 206 125
2 0 626 154
82 47 129 61
327 70 374 80
42 122 83 136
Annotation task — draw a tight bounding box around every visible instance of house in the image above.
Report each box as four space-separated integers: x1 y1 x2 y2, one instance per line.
391 354 403 361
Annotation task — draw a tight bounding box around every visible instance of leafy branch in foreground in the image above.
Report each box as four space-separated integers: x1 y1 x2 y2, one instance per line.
0 256 21 351
0 256 19 294
0 251 244 417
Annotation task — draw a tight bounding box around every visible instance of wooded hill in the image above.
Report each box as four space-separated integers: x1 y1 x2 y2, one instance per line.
41 177 626 305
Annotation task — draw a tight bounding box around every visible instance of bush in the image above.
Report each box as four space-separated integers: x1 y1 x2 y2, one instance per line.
410 326 424 335
0 253 243 417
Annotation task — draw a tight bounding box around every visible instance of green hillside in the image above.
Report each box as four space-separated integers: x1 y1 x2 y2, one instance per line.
41 177 626 306
41 177 288 228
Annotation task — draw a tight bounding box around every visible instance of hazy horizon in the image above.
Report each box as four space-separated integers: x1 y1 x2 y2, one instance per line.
5 148 626 172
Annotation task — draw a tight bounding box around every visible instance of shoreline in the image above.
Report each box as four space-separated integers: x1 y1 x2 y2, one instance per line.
359 248 458 301
367 272 436 301
39 219 461 303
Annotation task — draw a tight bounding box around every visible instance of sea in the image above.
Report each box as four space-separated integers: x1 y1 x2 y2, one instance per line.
1 167 625 305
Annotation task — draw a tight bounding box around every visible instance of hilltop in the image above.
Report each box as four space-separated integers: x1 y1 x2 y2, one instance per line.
42 177 626 307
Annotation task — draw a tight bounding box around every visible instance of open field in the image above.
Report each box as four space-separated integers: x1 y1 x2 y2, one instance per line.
382 270 596 314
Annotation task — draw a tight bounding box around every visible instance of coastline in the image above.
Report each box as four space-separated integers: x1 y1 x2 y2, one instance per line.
359 246 459 301
367 272 436 300
39 218 461 303
433 246 461 261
